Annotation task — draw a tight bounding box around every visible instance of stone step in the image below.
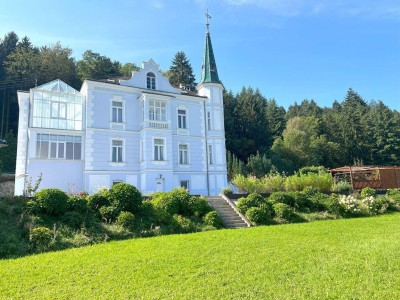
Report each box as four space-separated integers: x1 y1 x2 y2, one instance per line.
206 196 250 229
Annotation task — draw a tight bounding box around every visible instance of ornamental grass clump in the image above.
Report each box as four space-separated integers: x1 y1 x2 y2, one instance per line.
261 173 286 192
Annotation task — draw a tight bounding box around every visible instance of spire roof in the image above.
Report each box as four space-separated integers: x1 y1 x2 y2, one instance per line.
200 12 220 84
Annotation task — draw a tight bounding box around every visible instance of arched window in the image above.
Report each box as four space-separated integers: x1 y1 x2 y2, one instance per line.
147 72 156 90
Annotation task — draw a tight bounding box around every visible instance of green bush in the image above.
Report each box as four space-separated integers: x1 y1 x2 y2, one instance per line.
188 196 212 218
152 188 191 216
203 211 223 228
221 187 233 195
173 215 196 233
273 203 293 220
87 189 111 210
110 183 143 214
62 211 85 229
35 189 69 215
236 193 265 214
361 187 377 198
116 211 136 231
232 174 264 193
246 207 273 225
99 206 118 223
67 195 89 213
261 173 286 192
298 166 327 175
30 226 52 252
285 172 332 193
269 192 295 207
318 194 344 215
332 181 352 194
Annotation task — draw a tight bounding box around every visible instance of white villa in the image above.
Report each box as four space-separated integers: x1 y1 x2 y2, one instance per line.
14 25 228 196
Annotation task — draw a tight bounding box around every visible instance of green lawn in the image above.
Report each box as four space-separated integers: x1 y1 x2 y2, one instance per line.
1 214 400 299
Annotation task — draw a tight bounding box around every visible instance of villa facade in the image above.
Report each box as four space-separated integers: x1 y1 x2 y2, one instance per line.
14 26 227 195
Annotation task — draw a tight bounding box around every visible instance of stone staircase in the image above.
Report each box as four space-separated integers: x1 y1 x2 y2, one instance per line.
207 195 251 229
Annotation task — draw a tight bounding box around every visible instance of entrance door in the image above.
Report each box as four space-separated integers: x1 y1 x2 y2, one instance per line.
156 178 165 192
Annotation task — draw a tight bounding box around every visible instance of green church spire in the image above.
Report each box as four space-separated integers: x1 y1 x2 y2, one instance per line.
200 11 220 84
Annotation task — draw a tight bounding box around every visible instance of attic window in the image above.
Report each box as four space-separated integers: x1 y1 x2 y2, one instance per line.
147 72 156 90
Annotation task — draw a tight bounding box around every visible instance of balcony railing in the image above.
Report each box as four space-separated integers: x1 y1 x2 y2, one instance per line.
142 120 169 129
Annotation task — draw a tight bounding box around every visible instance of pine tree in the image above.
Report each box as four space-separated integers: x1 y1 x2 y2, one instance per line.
168 51 195 87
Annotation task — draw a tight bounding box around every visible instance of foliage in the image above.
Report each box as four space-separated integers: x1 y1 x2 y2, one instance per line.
221 186 233 195
236 193 265 214
34 188 69 215
62 211 85 229
272 203 294 221
187 196 212 218
87 188 111 210
29 226 52 252
360 187 377 198
24 172 42 197
116 211 136 231
331 181 352 194
261 173 286 192
246 207 273 225
284 171 332 192
203 211 223 228
110 183 143 214
99 206 118 223
268 192 295 207
152 188 191 216
167 51 195 87
67 195 89 213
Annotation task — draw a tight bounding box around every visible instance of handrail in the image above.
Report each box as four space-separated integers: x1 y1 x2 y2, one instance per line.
220 194 252 227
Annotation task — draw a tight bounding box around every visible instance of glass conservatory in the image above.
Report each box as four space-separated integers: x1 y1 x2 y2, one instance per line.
31 79 84 131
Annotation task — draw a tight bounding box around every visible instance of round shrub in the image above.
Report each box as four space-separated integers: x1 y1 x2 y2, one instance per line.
152 192 180 215
30 226 52 252
203 211 223 228
188 196 212 218
35 189 69 215
269 192 295 207
99 205 118 223
245 207 273 225
87 189 111 210
110 183 143 214
67 195 89 213
173 215 196 233
116 211 136 230
273 203 293 220
62 211 85 229
236 193 265 214
361 187 377 198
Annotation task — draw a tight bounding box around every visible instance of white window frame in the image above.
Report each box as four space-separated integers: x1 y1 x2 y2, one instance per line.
180 180 189 190
177 109 187 129
178 143 189 165
149 100 166 122
147 72 156 90
112 100 123 123
111 139 124 163
36 133 82 160
208 144 213 165
153 138 166 161
207 110 211 130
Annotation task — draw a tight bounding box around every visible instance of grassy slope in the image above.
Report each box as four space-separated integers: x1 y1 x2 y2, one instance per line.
1 214 400 299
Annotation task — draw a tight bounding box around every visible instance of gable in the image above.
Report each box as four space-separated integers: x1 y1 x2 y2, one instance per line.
119 59 181 94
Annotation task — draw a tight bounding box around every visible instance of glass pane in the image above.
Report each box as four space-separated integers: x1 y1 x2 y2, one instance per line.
40 141 49 159
75 121 82 130
59 103 67 119
118 109 122 122
42 118 50 128
58 135 66 142
51 102 59 118
113 101 122 107
118 147 122 162
74 143 81 160
113 140 122 146
74 104 82 120
66 142 74 159
36 141 41 158
43 101 51 118
112 147 117 162
58 143 65 158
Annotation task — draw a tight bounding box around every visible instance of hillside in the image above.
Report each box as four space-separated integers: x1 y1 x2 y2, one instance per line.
1 214 400 299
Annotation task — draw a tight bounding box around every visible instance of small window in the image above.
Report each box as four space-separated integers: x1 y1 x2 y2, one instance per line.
180 180 189 190
179 144 189 165
147 72 156 90
178 109 187 129
113 180 123 186
208 144 213 165
112 101 123 123
112 140 123 162
207 111 211 130
154 138 164 161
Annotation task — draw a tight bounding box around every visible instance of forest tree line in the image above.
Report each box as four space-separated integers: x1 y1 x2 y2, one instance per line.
0 31 399 176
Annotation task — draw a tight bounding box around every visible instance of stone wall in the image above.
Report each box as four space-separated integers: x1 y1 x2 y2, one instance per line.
0 174 15 197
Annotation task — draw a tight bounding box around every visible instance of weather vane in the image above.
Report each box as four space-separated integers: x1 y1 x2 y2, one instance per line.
205 9 212 32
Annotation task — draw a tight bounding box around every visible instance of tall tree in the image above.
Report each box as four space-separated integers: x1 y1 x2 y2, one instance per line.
168 51 195 87
0 32 19 80
265 98 286 140
76 50 121 81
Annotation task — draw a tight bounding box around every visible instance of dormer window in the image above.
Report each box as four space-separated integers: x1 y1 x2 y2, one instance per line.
147 72 156 90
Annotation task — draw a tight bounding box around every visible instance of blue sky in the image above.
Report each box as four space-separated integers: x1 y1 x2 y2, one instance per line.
1 0 399 109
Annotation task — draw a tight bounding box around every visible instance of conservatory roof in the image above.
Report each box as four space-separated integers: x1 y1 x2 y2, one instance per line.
34 79 81 94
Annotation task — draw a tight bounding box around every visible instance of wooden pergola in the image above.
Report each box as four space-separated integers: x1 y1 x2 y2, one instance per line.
329 166 400 190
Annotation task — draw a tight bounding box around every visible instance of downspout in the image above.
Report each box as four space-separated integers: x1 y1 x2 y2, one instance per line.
203 100 210 196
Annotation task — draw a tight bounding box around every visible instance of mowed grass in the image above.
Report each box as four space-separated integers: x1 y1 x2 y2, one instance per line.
1 214 400 299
